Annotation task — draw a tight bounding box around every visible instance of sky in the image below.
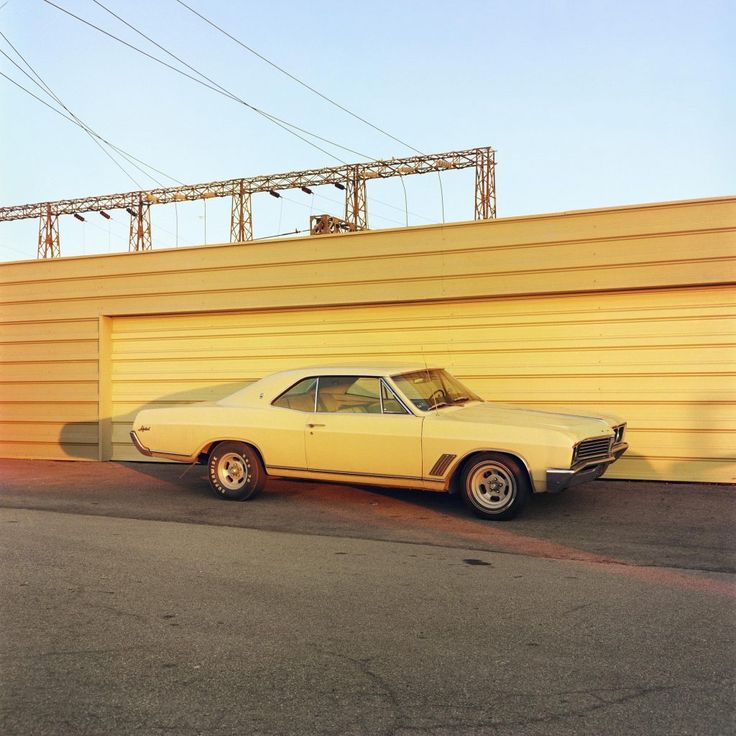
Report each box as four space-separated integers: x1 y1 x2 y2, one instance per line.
0 0 734 261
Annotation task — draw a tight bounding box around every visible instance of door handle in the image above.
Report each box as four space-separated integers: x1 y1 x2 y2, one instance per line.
307 423 326 428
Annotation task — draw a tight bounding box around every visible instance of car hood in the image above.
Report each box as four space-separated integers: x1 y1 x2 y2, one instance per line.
432 402 618 437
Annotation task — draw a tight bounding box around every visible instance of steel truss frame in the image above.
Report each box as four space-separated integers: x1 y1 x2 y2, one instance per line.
1 146 496 258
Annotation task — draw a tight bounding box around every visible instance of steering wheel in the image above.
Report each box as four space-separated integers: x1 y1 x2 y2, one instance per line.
429 388 448 405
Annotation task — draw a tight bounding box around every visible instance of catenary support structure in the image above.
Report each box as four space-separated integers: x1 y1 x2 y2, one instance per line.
0 146 497 257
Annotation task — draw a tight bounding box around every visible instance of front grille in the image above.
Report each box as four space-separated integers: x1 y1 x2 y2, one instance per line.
573 436 613 465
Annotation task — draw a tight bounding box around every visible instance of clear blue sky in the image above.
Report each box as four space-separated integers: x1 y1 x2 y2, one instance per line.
1 0 733 261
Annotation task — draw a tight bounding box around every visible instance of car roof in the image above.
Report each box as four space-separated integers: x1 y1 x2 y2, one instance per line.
281 362 433 377
219 363 441 407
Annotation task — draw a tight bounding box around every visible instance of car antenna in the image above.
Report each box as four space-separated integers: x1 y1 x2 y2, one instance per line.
421 346 430 380
421 346 438 408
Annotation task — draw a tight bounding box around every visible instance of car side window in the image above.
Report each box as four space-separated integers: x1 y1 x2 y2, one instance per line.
272 377 317 412
317 376 382 414
381 380 409 414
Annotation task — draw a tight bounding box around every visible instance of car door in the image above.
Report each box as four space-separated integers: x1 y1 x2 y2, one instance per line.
265 376 318 469
305 376 423 480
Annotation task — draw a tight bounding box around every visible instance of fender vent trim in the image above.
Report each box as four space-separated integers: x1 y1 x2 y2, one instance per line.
429 453 457 477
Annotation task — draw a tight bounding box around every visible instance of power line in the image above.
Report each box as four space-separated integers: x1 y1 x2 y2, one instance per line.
0 45 141 188
173 0 445 222
34 1 437 227
174 0 423 156
0 242 35 258
0 145 491 228
277 190 407 228
0 33 188 249
90 0 375 164
0 33 183 187
0 69 170 188
0 143 496 259
0 33 175 186
41 0 371 164
278 183 429 227
253 228 309 241
0 67 184 245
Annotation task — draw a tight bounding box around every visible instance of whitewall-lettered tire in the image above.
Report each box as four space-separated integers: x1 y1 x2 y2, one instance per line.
208 441 265 501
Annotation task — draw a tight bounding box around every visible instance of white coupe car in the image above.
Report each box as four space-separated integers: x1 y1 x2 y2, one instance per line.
130 364 628 520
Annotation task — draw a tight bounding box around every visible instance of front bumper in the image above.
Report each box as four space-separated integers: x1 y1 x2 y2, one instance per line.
546 441 628 493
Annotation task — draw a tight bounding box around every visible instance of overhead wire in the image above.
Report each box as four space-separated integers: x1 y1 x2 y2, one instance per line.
1 75 422 253
1 68 429 237
0 241 35 258
174 0 423 156
165 8 427 227
0 69 173 189
0 69 408 246
173 0 446 222
91 0 419 225
253 228 309 241
41 0 370 164
4 0 454 258
0 45 142 188
44 0 442 226
90 0 376 163
277 191 406 228
0 48 184 249
0 34 183 187
310 192 407 228
365 193 434 223
0 31 180 186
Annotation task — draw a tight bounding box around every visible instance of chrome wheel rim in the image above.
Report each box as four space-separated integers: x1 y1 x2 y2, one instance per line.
467 461 516 511
217 453 249 491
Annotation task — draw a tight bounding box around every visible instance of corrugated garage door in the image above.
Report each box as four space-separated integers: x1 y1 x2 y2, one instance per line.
110 285 736 483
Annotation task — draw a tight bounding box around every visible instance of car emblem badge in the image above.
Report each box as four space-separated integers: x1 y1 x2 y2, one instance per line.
137 426 151 432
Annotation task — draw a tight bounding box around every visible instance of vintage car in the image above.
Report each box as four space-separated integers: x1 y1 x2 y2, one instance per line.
130 364 628 520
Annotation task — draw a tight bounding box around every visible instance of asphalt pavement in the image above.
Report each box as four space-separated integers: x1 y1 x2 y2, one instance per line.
1 459 734 735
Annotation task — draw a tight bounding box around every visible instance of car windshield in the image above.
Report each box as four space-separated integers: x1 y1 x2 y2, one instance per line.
391 369 481 412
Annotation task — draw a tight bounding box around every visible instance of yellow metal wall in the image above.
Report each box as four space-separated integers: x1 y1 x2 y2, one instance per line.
1 196 734 482
109 288 735 481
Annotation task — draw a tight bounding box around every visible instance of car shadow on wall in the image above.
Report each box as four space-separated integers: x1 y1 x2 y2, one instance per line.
58 381 249 465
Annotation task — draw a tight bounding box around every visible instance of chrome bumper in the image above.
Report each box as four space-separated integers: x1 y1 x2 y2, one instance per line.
130 431 152 457
129 430 195 462
546 441 628 493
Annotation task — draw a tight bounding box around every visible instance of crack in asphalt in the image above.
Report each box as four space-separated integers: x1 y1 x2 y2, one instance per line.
396 686 677 732
303 646 702 736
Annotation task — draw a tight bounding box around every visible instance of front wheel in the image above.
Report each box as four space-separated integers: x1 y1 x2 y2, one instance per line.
208 441 265 501
459 453 529 520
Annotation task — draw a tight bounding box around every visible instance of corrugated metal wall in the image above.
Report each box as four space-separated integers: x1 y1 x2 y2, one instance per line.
1 196 734 482
109 287 735 481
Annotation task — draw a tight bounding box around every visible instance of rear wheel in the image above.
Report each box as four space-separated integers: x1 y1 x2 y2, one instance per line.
208 441 265 501
460 453 529 520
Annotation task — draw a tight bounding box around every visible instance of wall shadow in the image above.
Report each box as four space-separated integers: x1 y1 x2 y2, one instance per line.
59 381 248 463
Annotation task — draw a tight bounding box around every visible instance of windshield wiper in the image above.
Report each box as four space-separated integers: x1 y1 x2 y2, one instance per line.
428 400 450 410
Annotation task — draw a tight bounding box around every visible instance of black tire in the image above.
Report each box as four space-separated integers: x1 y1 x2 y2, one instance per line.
459 453 529 520
207 441 266 501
